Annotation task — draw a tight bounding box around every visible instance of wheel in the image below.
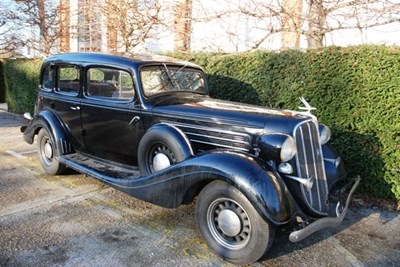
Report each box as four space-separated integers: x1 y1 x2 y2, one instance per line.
138 125 192 175
145 141 176 173
37 128 66 175
196 181 275 264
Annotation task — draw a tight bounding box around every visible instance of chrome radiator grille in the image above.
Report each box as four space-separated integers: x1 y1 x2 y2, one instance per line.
294 120 329 215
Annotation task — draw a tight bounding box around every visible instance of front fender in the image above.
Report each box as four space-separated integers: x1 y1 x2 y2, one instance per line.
93 150 296 225
194 151 297 225
21 109 73 156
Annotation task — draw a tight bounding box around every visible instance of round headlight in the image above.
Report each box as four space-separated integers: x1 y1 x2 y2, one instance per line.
281 136 297 162
319 124 331 145
257 134 297 162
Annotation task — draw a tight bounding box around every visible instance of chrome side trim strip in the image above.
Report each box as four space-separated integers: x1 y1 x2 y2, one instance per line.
185 131 250 145
188 139 250 151
165 121 251 139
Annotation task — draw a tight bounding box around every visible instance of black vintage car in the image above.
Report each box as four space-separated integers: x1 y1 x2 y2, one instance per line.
22 53 359 264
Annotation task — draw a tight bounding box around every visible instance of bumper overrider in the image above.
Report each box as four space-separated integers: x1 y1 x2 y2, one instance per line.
289 176 361 242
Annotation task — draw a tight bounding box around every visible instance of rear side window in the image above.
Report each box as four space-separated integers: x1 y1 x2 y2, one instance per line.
86 67 135 100
56 66 81 95
41 66 54 91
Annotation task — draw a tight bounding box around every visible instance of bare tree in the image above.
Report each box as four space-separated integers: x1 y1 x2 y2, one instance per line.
191 0 400 50
11 0 62 56
0 33 24 57
305 0 400 48
191 1 287 50
0 4 8 55
306 0 325 48
103 0 162 53
0 2 23 56
281 0 303 48
3 0 399 55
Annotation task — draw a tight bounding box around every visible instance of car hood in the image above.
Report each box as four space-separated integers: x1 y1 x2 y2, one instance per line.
149 93 309 135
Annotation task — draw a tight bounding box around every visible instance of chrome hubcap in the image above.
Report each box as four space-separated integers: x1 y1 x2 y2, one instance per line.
217 209 242 236
148 144 175 173
44 142 53 159
207 198 251 250
40 134 53 167
153 153 171 172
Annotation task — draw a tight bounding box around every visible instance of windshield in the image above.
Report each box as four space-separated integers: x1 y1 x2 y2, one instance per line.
140 65 207 97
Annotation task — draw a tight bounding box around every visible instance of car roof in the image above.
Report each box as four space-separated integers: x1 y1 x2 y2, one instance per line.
43 52 202 71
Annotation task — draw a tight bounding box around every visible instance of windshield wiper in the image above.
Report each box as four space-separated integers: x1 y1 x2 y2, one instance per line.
162 63 181 90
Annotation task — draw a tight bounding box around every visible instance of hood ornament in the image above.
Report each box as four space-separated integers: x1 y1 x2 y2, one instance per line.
298 97 316 115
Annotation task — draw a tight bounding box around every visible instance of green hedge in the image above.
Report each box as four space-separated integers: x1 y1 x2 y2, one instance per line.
3 59 42 114
3 46 399 201
170 45 400 201
0 60 6 103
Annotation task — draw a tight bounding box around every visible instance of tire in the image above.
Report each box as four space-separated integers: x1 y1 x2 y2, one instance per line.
37 128 66 175
138 125 192 175
196 180 275 264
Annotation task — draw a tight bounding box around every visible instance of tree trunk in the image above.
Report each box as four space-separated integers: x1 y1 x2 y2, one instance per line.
107 12 118 52
58 0 70 52
281 0 303 49
306 0 325 48
174 0 192 52
37 0 50 54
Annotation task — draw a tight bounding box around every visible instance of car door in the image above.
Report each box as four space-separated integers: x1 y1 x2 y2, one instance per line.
49 64 86 152
80 66 144 166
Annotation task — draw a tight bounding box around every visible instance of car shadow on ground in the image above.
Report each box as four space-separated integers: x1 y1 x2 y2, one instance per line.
0 110 27 128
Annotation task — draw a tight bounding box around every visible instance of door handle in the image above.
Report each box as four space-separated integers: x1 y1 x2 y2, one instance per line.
70 106 81 111
129 116 141 125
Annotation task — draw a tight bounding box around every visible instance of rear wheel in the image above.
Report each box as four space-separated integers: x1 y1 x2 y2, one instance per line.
196 181 275 264
37 128 66 175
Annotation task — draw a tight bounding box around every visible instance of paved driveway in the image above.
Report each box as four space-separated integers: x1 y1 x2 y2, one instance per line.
0 109 399 266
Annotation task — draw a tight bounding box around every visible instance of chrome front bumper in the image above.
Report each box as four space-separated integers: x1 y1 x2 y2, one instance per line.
289 176 361 242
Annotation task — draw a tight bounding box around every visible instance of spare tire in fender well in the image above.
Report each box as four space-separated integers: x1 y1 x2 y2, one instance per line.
138 123 194 175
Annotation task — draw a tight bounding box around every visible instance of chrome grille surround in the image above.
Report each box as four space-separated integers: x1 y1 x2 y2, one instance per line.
294 120 329 215
167 122 252 152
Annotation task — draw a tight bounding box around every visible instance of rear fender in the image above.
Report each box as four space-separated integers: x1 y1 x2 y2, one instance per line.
22 109 74 156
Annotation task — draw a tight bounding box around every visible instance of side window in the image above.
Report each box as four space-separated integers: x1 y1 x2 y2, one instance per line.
41 66 54 91
56 66 81 95
86 67 135 100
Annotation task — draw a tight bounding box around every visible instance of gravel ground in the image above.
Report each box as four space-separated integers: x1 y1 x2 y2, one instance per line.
0 109 399 266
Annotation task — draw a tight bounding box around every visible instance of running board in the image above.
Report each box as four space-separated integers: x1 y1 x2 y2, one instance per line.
60 153 140 179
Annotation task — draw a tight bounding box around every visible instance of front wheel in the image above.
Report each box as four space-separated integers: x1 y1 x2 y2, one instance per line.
196 181 275 264
37 128 66 175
